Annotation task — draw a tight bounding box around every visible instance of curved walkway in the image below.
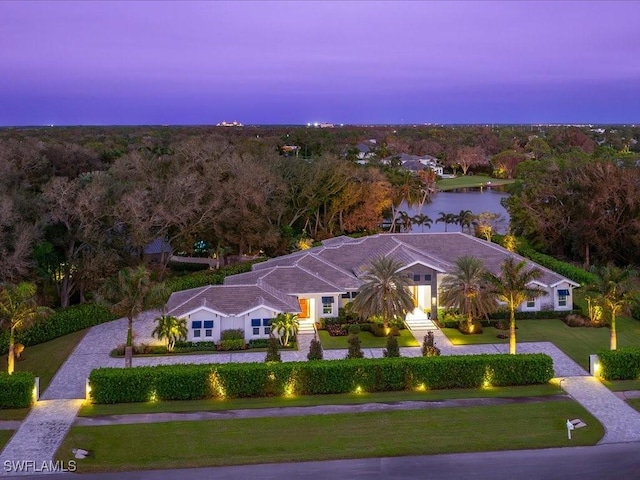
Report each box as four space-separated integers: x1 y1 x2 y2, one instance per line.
2 315 640 476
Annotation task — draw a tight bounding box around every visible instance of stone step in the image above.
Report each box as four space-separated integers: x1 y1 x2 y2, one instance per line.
405 320 438 331
298 322 316 334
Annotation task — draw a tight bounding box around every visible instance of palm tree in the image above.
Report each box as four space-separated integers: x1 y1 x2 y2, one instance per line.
351 256 414 332
436 212 457 232
389 171 424 232
439 256 498 333
457 210 475 234
398 211 413 233
272 312 299 347
484 257 545 354
0 282 53 374
412 213 433 233
589 264 638 350
152 315 187 352
101 266 168 367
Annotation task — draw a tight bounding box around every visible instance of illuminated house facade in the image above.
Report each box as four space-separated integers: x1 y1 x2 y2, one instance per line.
165 233 578 343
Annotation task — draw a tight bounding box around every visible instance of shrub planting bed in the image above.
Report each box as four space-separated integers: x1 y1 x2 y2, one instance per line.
598 347 640 381
89 354 553 404
110 340 296 357
0 372 35 409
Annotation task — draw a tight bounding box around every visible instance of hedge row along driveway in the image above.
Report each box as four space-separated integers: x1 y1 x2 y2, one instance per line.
89 354 554 404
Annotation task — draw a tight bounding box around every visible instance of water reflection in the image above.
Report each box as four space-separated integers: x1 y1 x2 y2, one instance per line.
396 188 510 234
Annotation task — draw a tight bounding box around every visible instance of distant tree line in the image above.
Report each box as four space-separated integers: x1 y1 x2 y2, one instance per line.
0 124 638 307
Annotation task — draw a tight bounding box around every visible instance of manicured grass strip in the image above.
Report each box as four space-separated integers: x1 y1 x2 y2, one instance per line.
602 379 640 392
437 175 514 191
58 400 603 472
79 384 562 417
317 329 418 349
0 430 14 450
627 398 640 413
0 408 30 421
441 317 640 370
0 329 87 393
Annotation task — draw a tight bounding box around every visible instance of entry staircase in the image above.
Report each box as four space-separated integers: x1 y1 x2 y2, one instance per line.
404 307 438 331
298 319 316 334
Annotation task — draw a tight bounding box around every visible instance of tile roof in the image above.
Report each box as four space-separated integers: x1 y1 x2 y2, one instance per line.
168 233 577 316
166 285 300 318
224 265 343 294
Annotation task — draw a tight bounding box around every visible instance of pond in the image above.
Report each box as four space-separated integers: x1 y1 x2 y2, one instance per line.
397 187 510 234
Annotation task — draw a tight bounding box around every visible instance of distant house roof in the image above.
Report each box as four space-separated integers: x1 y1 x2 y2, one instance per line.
356 143 371 153
144 238 171 255
381 153 441 170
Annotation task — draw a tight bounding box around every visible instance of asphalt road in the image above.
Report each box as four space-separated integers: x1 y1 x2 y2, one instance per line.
10 442 640 480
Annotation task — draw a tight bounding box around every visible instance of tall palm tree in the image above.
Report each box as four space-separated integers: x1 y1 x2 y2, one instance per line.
272 312 299 347
436 212 457 232
457 210 475 234
389 171 424 232
351 256 414 332
589 264 638 350
398 211 413 233
0 282 53 374
412 213 433 233
152 314 187 352
101 266 168 367
439 256 498 333
484 257 545 354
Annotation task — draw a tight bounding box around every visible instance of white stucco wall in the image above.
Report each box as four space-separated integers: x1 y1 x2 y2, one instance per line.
515 283 574 312
299 294 339 321
185 309 222 342
183 306 282 343
243 307 280 342
553 282 574 311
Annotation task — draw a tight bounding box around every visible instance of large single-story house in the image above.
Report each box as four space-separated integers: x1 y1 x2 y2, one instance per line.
165 233 579 343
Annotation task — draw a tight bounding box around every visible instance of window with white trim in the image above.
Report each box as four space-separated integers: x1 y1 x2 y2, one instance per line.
322 296 334 315
204 320 214 337
558 289 569 307
191 320 202 338
526 298 536 308
251 318 272 336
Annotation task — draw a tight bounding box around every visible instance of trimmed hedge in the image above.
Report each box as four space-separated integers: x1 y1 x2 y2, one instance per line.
165 259 265 292
487 310 578 321
516 239 596 286
0 372 35 409
0 260 265 354
0 304 116 355
438 311 579 329
598 348 640 380
88 354 554 404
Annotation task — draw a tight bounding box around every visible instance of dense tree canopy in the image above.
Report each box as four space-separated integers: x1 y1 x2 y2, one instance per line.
0 123 638 309
505 159 640 267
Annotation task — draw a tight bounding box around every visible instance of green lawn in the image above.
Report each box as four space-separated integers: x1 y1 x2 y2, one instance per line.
317 329 419 349
0 329 87 394
57 400 603 473
437 175 515 191
603 380 640 392
0 408 30 421
79 383 561 417
0 430 14 450
442 317 640 370
627 399 640 413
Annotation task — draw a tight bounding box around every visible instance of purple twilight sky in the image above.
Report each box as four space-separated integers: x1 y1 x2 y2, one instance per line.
1 0 639 126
